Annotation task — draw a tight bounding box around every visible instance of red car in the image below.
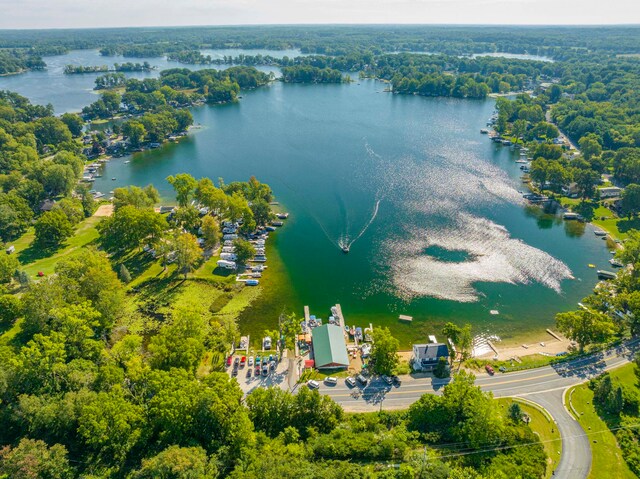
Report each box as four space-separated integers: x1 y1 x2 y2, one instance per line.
240 356 246 367
226 356 233 367
485 364 495 375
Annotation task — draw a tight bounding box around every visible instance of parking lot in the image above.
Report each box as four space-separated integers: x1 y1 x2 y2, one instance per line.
226 353 290 395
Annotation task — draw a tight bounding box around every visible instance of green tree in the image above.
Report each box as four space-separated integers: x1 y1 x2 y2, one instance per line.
579 133 603 161
173 232 202 278
201 215 220 249
60 113 84 137
250 198 274 226
195 178 227 216
556 309 615 352
512 119 527 143
123 120 146 147
132 445 215 479
97 205 168 253
508 402 523 422
78 386 146 464
574 168 600 199
0 294 22 327
33 117 72 150
33 208 74 249
167 173 197 207
0 438 74 479
371 326 399 375
149 307 208 372
119 263 131 283
0 251 19 283
113 185 159 210
433 356 449 378
621 184 640 218
233 238 256 266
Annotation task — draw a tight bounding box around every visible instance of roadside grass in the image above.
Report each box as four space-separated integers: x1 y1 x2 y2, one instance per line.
496 398 562 479
567 368 636 479
12 216 102 277
466 353 571 372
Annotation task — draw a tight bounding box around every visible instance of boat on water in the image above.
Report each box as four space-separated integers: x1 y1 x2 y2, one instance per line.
341 245 350 253
480 128 489 134
246 279 259 286
594 230 607 237
349 326 356 336
276 213 289 219
515 159 528 164
609 259 624 268
597 270 617 280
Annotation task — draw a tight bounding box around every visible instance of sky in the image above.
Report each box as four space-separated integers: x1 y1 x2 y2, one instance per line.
1 0 639 29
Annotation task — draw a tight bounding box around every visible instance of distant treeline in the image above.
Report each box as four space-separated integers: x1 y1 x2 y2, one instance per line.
64 62 153 75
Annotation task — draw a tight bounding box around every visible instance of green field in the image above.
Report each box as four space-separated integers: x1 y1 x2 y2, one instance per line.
496 398 562 478
10 216 102 278
567 364 637 479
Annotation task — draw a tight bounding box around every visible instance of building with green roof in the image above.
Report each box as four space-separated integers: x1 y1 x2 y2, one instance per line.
311 324 349 369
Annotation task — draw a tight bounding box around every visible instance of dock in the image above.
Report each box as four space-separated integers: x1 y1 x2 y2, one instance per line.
399 314 413 322
487 340 499 356
546 329 562 341
304 305 310 323
334 304 346 330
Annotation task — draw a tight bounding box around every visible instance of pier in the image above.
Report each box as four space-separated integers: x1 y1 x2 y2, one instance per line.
399 314 413 322
304 305 310 323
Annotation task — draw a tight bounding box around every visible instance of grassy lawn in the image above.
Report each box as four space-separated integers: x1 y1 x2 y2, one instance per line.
567 366 637 479
496 398 562 479
466 353 573 373
11 216 102 278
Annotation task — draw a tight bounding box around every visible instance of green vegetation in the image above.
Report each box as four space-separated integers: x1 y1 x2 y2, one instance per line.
568 367 637 479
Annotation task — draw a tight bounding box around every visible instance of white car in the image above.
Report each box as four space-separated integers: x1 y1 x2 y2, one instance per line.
248 356 254 366
345 377 356 387
307 380 320 389
324 377 338 385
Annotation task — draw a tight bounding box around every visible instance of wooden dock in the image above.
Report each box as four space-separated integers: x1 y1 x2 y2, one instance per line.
399 314 413 322
334 304 346 330
304 305 310 323
487 340 499 356
546 329 562 341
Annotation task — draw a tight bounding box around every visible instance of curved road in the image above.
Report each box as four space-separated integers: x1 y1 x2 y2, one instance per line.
315 340 640 479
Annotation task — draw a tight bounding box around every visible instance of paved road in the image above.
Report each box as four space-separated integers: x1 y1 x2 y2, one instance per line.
315 340 640 479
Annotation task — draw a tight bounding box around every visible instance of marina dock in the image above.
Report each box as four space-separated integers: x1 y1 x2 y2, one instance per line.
304 305 310 323
399 314 413 322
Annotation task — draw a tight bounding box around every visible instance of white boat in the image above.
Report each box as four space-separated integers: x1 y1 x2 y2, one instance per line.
609 259 623 268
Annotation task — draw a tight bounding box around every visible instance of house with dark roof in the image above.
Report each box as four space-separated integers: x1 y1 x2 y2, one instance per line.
412 343 449 372
311 324 349 369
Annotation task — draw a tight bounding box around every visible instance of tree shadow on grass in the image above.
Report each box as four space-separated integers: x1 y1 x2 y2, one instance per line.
115 251 156 280
17 242 64 265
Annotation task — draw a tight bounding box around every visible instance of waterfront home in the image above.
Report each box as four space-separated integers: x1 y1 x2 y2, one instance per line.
598 186 623 199
311 324 349 369
411 343 449 372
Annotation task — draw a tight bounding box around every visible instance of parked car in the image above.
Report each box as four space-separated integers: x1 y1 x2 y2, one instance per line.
233 357 240 369
356 374 368 386
499 366 507 373
270 360 276 371
391 375 401 386
381 375 393 385
226 356 233 367
240 356 246 367
307 380 320 389
262 364 269 376
248 356 254 366
345 377 357 387
246 368 252 378
231 369 238 377
485 364 495 375
324 377 338 385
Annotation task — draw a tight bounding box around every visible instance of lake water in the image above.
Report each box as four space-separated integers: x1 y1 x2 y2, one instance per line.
1 49 611 346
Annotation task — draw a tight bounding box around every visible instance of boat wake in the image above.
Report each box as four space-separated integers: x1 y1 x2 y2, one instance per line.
337 197 382 253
